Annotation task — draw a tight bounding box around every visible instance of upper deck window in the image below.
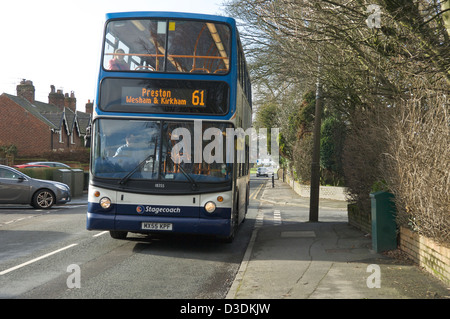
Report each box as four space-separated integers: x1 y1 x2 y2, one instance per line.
103 19 231 74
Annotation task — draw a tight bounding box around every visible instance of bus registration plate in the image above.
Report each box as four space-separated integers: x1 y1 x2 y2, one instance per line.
142 222 172 231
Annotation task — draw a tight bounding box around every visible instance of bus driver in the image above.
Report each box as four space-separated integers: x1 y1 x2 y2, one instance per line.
114 133 144 158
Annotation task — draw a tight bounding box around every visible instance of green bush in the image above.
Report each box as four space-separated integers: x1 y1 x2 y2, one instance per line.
17 167 59 180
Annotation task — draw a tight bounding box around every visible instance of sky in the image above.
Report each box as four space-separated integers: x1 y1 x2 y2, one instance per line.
0 0 226 112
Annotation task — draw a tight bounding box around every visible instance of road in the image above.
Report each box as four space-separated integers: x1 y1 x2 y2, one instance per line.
0 177 267 299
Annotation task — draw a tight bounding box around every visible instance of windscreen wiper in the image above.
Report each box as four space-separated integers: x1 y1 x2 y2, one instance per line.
118 153 155 185
166 153 198 191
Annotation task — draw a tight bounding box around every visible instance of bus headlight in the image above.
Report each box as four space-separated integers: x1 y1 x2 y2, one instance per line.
100 197 111 209
204 201 216 213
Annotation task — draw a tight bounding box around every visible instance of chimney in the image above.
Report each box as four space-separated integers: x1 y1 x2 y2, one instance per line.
48 85 65 110
64 91 77 112
16 79 35 103
85 100 93 114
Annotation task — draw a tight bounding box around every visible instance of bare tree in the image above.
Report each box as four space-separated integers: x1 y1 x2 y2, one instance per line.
226 0 450 243
381 81 450 244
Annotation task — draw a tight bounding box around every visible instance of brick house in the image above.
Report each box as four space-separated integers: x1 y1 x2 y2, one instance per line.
0 79 92 159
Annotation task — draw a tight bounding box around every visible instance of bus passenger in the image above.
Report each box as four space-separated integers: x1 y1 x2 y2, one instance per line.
108 49 130 71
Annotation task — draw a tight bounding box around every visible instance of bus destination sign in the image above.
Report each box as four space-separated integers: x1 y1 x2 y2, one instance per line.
122 87 206 108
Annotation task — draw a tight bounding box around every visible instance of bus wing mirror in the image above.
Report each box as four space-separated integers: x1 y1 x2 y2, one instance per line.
85 126 91 147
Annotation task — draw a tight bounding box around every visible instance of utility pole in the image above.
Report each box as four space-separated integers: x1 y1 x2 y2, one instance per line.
309 59 322 222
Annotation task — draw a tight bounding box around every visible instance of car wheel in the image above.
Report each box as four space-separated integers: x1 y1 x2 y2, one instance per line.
110 231 128 239
32 189 55 209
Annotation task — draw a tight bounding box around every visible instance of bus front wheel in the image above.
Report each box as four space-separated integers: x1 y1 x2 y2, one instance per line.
221 200 239 243
110 230 128 239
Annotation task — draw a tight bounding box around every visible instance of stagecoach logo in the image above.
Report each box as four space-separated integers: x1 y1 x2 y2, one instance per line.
136 205 145 214
136 205 181 214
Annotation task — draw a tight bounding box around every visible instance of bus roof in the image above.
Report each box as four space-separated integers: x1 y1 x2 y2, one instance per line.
105 11 236 26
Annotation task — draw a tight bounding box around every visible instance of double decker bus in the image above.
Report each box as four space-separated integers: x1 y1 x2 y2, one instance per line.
86 12 252 242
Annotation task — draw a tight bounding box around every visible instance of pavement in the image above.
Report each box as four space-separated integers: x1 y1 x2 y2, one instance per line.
71 182 449 299
67 192 89 205
226 178 450 299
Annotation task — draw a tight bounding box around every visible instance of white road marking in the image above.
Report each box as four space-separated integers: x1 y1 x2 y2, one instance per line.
0 212 50 227
93 231 108 237
255 210 264 228
0 243 78 276
273 210 282 225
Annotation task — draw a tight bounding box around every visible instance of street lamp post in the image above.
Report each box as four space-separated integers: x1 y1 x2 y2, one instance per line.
309 59 322 222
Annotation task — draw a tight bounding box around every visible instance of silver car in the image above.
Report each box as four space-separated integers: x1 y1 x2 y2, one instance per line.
0 165 71 209
256 167 269 177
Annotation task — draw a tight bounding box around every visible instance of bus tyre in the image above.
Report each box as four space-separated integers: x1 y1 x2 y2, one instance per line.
243 183 250 222
110 230 128 239
222 201 239 243
224 227 235 243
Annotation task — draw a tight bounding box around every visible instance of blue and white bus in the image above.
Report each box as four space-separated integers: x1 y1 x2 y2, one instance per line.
86 12 252 242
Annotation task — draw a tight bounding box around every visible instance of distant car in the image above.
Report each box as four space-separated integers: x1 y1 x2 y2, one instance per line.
0 164 71 209
13 164 50 168
24 161 70 168
256 167 269 177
